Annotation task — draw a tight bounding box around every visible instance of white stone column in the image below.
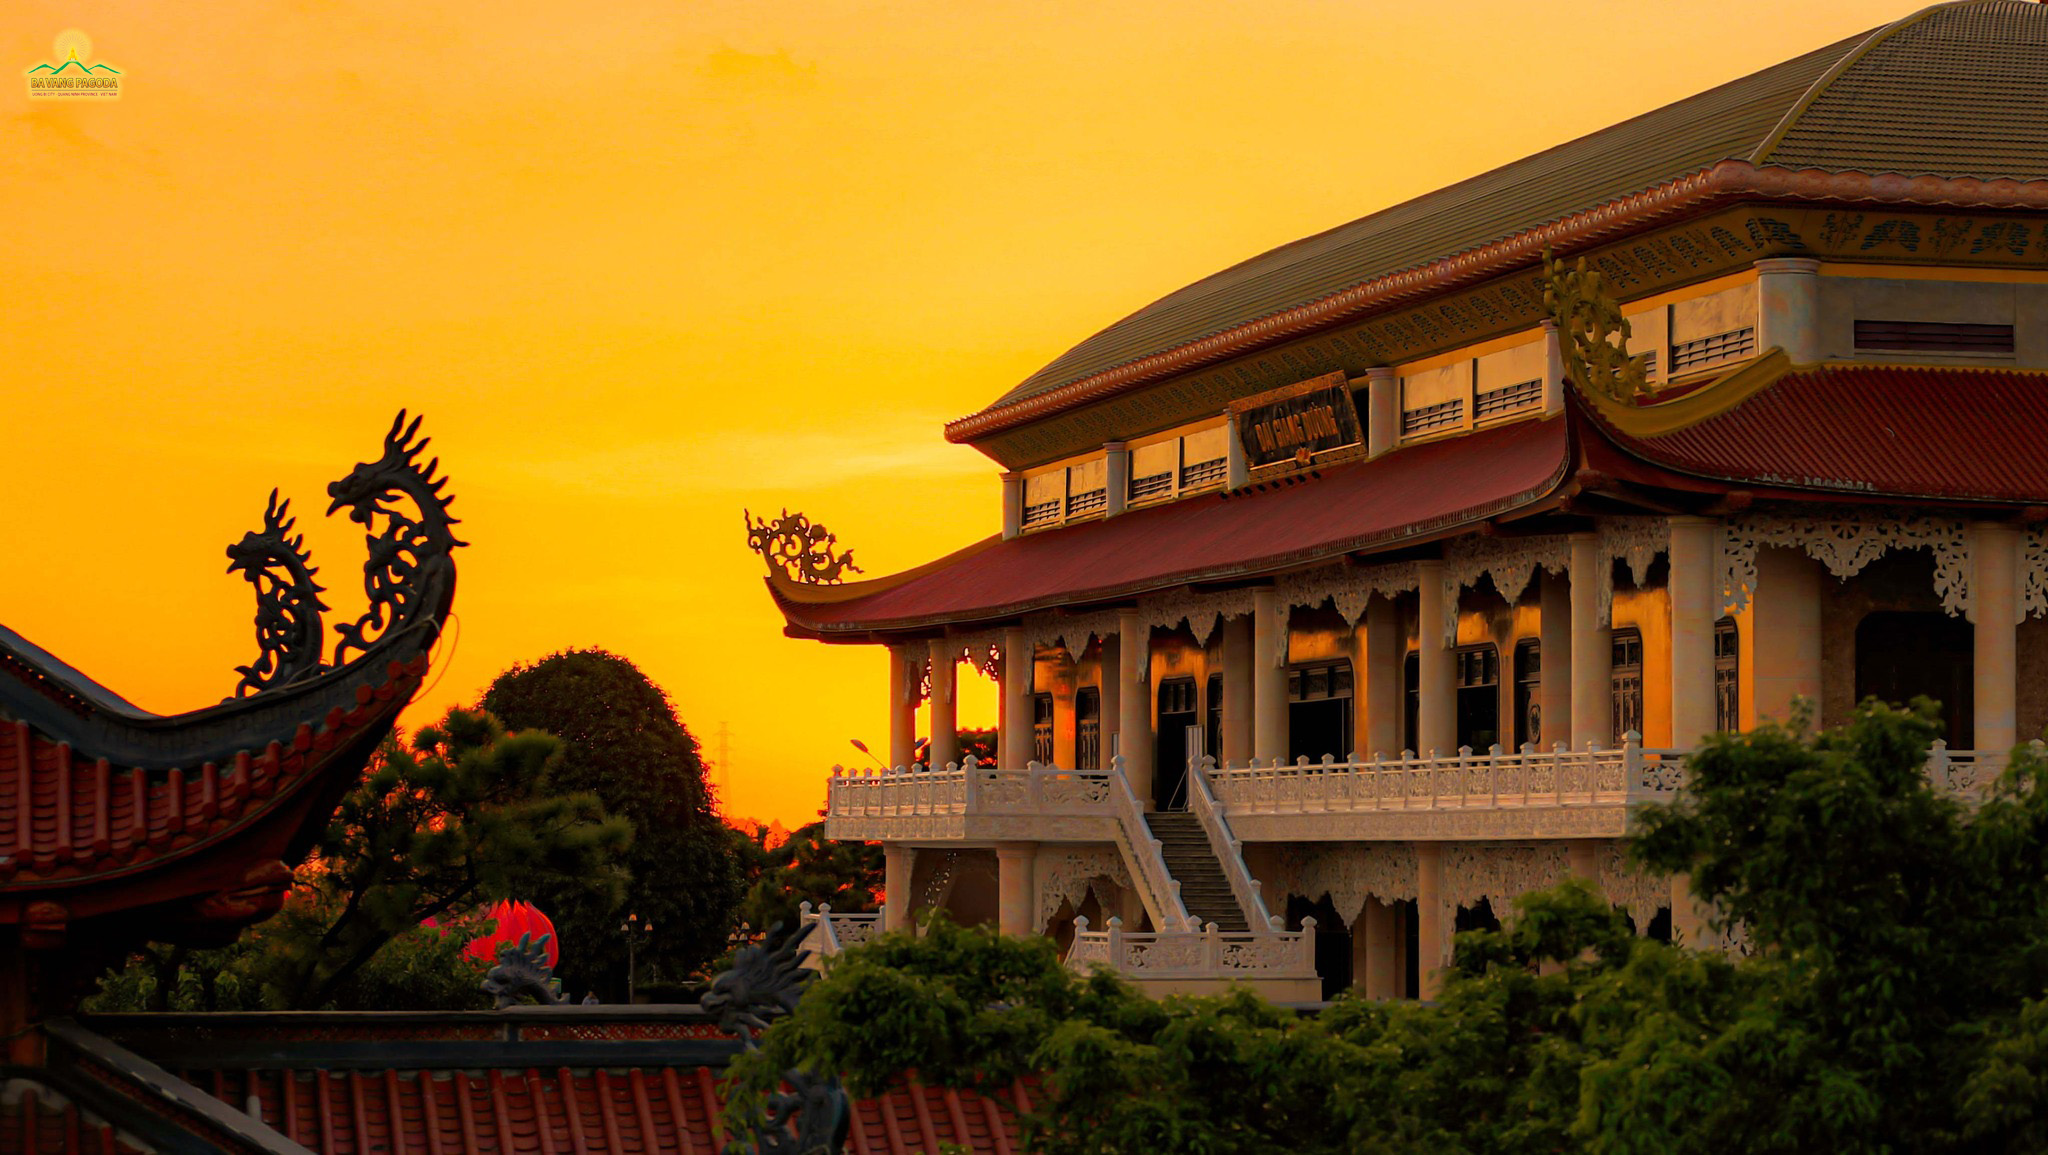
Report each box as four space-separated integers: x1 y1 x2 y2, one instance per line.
1001 472 1024 540
1669 517 1720 748
1253 589 1288 763
928 638 958 768
888 645 918 769
1541 319 1566 416
883 844 914 931
1104 442 1130 517
1225 413 1251 491
1117 609 1154 803
1366 367 1399 458
1415 843 1447 1000
1756 257 1822 364
1539 570 1572 749
1002 627 1033 768
1973 522 2020 756
1753 548 1823 727
996 841 1038 936
1570 533 1613 748
1364 595 1402 758
1416 560 1454 755
1221 614 1254 766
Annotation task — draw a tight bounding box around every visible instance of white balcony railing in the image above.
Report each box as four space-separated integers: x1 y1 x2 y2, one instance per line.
798 902 881 963
825 758 1119 821
1206 735 1685 816
1067 915 1317 985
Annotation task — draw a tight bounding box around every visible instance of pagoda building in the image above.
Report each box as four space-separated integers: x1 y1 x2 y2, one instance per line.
765 0 2048 1001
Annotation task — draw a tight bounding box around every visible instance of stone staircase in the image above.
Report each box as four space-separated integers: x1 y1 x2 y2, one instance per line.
1144 811 1248 932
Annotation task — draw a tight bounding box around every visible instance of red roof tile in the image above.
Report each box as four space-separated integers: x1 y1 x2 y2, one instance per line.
1604 365 2048 503
195 1067 1034 1155
775 416 1570 636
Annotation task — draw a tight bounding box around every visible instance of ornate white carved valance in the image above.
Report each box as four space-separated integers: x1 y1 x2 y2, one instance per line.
1264 843 1418 927
1035 846 1133 931
1596 843 1670 923
1442 842 1572 928
1719 512 1970 618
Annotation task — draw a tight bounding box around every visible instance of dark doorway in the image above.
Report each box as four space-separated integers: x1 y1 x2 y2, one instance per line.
1155 677 1198 808
1455 898 1501 935
1456 645 1500 751
1075 687 1101 770
1396 898 1419 999
1404 652 1420 754
1288 661 1353 764
1514 640 1542 749
1856 611 1973 746
1286 894 1353 1000
1205 674 1223 766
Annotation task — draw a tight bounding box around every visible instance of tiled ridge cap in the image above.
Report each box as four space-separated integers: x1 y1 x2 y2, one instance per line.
944 161 2048 445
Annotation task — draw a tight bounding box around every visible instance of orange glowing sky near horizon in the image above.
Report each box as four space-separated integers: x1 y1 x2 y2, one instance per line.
4 0 1915 827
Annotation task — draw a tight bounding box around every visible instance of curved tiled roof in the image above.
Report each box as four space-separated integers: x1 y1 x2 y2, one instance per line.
774 415 1570 636
1597 364 2048 503
953 1 2048 442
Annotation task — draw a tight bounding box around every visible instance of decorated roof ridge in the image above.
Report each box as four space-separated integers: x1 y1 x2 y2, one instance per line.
949 0 2048 446
1576 360 2048 505
0 653 426 897
770 415 1575 639
0 410 461 773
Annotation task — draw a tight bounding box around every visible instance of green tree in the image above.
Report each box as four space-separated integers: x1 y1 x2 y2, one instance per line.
482 649 744 999
730 703 2048 1153
735 820 884 931
90 708 630 1010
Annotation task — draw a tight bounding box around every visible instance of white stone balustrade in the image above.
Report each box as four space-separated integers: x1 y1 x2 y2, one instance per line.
1067 915 1320 1000
823 757 1123 843
796 902 882 970
1205 735 1683 841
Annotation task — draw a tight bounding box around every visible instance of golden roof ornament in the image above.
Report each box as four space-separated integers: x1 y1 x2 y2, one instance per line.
1542 250 1647 405
744 508 863 585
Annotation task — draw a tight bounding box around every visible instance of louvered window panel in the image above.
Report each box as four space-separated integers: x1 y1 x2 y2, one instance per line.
1855 320 2014 354
1474 378 1542 420
1066 488 1107 517
1402 398 1463 435
1129 472 1173 502
1022 500 1062 528
1634 350 1659 382
1179 457 1227 489
1670 326 1757 374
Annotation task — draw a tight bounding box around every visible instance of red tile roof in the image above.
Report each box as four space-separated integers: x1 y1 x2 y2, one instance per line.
0 655 426 909
193 1067 1035 1155
0 1079 152 1155
774 415 1571 636
1600 365 2048 503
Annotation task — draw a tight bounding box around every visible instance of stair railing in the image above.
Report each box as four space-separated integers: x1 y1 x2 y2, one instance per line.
1107 754 1195 930
1186 755 1281 933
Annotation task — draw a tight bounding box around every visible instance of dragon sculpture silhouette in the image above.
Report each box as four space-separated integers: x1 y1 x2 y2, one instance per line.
326 411 467 666
227 489 329 697
226 410 464 690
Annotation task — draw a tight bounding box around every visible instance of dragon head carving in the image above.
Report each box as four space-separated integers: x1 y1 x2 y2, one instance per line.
326 411 466 665
226 489 329 696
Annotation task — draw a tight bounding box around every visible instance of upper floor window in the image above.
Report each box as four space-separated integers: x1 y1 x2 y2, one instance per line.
1714 617 1739 734
1855 320 2014 355
1032 693 1055 765
1612 629 1644 743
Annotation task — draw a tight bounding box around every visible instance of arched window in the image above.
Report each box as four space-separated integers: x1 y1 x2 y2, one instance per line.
1714 617 1739 733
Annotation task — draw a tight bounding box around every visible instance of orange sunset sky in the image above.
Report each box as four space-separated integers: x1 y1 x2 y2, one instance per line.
4 0 1920 826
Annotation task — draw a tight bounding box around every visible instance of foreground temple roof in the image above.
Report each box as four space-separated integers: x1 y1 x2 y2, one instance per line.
949 0 2048 445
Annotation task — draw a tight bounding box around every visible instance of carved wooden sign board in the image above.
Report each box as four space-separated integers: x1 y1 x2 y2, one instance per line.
1228 371 1363 468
